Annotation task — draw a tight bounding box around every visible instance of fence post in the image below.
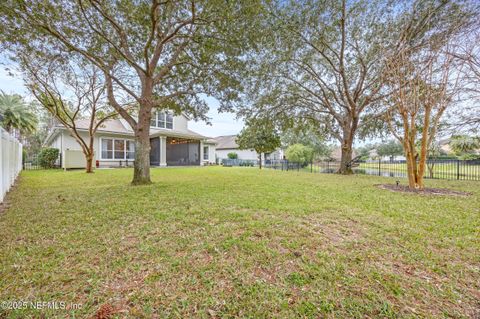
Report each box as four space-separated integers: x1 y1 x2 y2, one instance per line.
378 158 381 176
310 160 313 173
456 160 460 180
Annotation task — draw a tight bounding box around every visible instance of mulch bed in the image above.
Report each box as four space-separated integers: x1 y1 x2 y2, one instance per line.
376 184 472 197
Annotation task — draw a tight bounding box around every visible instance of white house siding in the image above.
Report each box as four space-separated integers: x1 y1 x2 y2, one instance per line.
201 143 217 165
173 115 188 132
50 133 62 150
50 130 136 168
45 113 209 168
216 149 259 161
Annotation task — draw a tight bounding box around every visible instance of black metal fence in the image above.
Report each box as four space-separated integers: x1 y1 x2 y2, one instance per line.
22 153 62 170
221 159 258 167
264 159 480 181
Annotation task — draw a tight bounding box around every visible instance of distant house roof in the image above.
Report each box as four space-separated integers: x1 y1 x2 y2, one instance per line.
438 138 450 146
212 135 239 150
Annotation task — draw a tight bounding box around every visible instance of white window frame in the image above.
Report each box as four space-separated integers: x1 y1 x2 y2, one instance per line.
203 145 209 160
151 111 174 130
100 137 135 160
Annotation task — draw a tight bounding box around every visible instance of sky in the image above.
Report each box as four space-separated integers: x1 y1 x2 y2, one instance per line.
0 67 245 138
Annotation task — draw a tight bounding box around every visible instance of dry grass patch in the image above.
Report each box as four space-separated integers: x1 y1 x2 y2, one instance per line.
0 167 479 318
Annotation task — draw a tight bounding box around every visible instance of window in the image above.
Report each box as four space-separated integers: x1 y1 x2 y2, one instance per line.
158 112 165 127
203 146 209 160
126 141 135 159
101 138 135 160
101 139 113 159
166 113 173 129
114 140 125 159
151 111 174 129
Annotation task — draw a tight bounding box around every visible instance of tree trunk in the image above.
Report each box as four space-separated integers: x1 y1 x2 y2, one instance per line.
258 153 262 169
132 106 152 185
404 140 423 189
338 138 354 174
415 107 431 190
85 154 94 173
405 150 417 189
85 134 95 173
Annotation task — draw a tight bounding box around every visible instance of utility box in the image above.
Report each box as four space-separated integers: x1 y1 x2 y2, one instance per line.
63 150 86 169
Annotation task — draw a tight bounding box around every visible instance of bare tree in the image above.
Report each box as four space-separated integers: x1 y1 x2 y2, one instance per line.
384 44 465 189
23 58 117 173
451 26 480 131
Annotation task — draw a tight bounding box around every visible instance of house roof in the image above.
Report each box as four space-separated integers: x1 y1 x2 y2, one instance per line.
45 119 212 145
438 138 450 146
212 135 238 149
72 119 133 134
149 127 209 140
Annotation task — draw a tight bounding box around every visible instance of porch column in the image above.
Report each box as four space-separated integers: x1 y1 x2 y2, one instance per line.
200 141 205 166
160 136 167 167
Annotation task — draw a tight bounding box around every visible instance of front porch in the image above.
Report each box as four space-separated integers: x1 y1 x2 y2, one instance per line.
149 136 203 167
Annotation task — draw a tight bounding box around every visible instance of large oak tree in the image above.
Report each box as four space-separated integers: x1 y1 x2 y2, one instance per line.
0 0 254 184
239 0 472 174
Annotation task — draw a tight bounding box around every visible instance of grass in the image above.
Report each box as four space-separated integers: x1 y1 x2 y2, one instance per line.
0 167 479 318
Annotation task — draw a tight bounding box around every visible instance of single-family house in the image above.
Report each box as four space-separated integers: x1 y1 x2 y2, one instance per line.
44 110 217 168
213 135 284 163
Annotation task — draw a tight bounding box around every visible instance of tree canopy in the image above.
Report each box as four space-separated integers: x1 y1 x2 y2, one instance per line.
236 118 281 169
285 144 314 163
0 0 260 184
234 0 476 174
376 140 404 158
0 92 37 134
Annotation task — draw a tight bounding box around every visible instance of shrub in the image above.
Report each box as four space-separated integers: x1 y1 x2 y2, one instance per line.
459 153 480 160
239 160 254 167
227 152 238 159
38 148 59 168
285 144 314 163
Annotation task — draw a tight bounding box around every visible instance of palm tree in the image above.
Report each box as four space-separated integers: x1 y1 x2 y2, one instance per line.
0 91 37 134
450 135 480 155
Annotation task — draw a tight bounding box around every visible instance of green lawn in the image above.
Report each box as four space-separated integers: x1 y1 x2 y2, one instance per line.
1 167 479 318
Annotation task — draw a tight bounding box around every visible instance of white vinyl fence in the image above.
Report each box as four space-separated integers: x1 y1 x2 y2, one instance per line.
0 127 23 203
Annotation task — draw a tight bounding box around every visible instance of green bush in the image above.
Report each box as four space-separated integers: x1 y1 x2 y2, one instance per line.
459 153 480 160
38 148 59 168
239 160 254 167
285 144 314 163
227 152 238 159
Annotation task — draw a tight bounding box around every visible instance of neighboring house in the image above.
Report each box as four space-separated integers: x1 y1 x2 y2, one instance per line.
329 147 358 162
44 111 217 168
366 149 406 161
213 135 284 163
